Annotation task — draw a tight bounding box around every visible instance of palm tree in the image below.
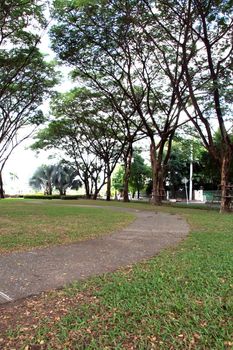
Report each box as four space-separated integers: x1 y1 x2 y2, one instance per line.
29 162 82 195
53 162 82 195
29 165 56 195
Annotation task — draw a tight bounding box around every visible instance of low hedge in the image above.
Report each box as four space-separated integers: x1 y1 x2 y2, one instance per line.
60 195 82 200
23 195 59 200
23 195 86 200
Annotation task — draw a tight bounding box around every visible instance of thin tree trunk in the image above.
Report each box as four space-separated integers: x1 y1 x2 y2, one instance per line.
106 169 111 201
48 182 52 195
220 150 232 213
93 179 98 200
0 171 4 198
150 142 163 205
123 145 133 202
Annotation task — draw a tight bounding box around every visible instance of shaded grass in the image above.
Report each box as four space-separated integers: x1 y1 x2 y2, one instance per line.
0 199 135 253
0 202 232 349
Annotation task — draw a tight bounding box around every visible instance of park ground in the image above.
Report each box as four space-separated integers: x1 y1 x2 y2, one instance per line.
0 199 232 349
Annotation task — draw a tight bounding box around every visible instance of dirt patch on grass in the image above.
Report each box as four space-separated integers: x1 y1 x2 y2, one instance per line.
0 288 98 349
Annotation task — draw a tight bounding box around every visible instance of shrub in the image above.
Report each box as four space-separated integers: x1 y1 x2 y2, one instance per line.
23 194 86 200
61 195 84 200
23 195 60 200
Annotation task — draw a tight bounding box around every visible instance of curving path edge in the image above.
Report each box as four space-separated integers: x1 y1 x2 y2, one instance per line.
0 207 189 304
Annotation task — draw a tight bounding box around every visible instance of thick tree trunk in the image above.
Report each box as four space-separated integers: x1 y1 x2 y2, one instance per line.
0 171 4 198
123 146 133 202
220 151 232 213
84 180 91 199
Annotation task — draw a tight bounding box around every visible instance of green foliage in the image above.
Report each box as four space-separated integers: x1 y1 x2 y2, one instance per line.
112 152 151 198
53 161 82 195
29 162 82 196
112 166 125 193
24 195 60 200
32 87 124 199
60 195 83 200
49 0 232 211
168 133 233 192
129 152 151 197
0 0 46 45
0 0 58 199
23 194 85 200
29 164 57 195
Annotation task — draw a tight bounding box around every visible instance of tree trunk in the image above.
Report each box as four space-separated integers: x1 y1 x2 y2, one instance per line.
150 142 163 205
220 150 232 213
84 179 91 199
106 169 111 201
158 167 165 200
0 171 4 198
123 146 133 202
48 184 52 195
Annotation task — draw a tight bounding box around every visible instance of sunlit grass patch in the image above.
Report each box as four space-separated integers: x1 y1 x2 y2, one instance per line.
0 199 135 252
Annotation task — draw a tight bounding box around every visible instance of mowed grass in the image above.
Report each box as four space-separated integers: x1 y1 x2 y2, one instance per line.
0 199 135 252
1 203 232 349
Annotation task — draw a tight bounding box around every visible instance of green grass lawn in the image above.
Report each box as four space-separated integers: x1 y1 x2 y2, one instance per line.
1 201 232 349
0 199 135 252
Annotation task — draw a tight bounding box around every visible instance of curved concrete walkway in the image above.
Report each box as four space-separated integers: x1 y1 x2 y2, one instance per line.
0 207 189 304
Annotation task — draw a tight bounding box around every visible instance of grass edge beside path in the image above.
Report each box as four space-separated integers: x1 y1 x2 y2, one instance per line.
0 199 136 253
0 203 233 349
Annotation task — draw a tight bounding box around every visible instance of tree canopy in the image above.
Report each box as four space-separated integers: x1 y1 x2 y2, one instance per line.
0 0 58 197
49 0 232 211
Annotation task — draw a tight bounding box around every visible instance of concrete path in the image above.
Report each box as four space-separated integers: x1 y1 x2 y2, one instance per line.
0 207 189 304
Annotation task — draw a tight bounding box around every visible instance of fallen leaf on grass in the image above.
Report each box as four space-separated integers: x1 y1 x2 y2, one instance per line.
224 341 233 346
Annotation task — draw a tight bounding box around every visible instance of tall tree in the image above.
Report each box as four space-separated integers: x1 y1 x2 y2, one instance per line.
50 0 187 205
143 0 233 212
0 0 57 197
32 88 126 200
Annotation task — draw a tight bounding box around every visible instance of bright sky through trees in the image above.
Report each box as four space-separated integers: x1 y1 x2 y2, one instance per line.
2 31 74 194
